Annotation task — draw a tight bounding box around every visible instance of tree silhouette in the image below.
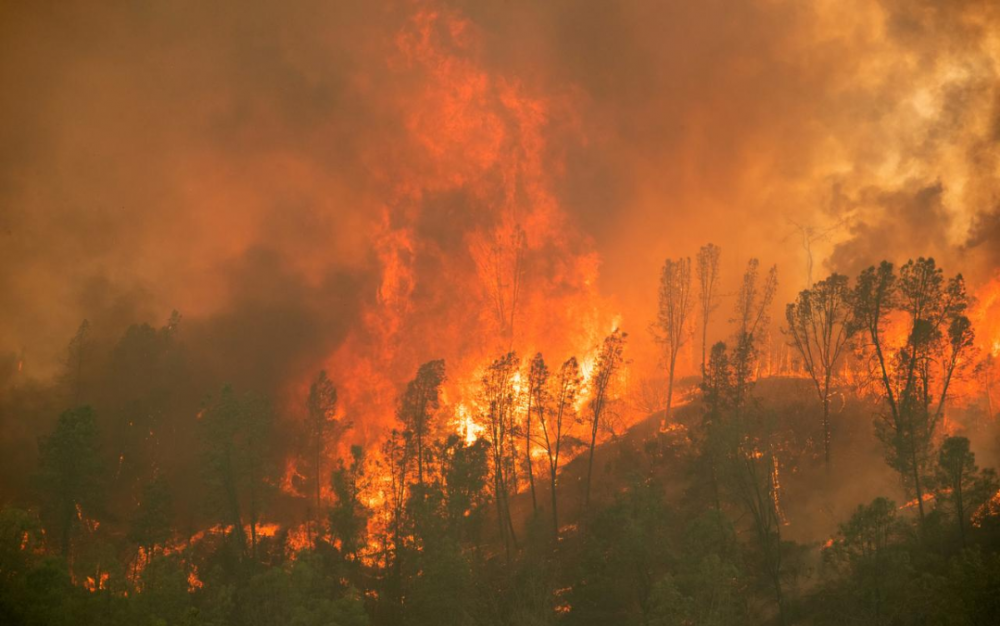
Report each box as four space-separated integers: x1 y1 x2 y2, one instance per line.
584 329 626 506
935 436 998 548
35 406 104 558
731 259 778 412
398 360 446 488
654 257 694 428
784 273 854 467
200 385 274 560
535 355 581 539
697 244 722 377
62 320 91 406
853 258 973 523
481 352 520 559
307 370 339 544
524 353 546 514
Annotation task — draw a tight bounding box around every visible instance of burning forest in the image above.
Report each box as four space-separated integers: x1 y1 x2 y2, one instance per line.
3 1 1000 625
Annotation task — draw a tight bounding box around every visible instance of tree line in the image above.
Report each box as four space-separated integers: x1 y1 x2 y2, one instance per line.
2 249 1000 625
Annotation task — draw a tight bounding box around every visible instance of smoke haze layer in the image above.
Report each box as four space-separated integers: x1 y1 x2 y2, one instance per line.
2 0 999 411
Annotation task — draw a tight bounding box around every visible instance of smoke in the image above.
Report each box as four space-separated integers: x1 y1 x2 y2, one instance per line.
2 0 1000 436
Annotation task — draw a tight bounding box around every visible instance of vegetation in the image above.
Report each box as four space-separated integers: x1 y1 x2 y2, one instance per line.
2 253 1000 626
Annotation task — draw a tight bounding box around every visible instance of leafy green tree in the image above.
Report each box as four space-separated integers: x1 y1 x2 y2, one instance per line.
934 436 999 548
568 477 673 624
130 553 196 626
821 498 910 626
649 554 748 626
35 406 104 558
242 552 368 626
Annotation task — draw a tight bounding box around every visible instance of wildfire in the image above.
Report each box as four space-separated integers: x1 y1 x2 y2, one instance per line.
900 493 936 510
187 567 203 592
83 572 109 593
455 403 483 445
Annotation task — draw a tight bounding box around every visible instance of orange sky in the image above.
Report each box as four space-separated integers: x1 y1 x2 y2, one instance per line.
2 0 999 419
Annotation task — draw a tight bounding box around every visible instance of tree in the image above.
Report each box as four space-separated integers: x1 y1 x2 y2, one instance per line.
536 355 581 539
62 320 91 406
380 426 412 612
731 259 778 412
200 385 274 560
697 244 722 377
439 435 489 546
35 406 104 558
481 352 520 559
584 329 627 507
307 370 339 541
705 342 788 624
853 258 973 523
106 313 183 492
823 497 908 626
329 445 369 562
128 474 173 569
398 359 446 488
934 436 998 548
474 222 527 345
654 257 694 427
524 353 546 514
784 273 854 467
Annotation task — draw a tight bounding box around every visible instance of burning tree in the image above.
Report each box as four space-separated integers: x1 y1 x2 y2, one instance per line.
534 354 581 539
329 445 369 562
852 258 974 523
474 223 527 347
584 329 627 506
397 359 447 488
306 370 339 542
784 273 855 467
697 243 722 376
732 259 778 408
128 474 173 569
524 353 546 513
653 257 694 427
481 352 521 559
